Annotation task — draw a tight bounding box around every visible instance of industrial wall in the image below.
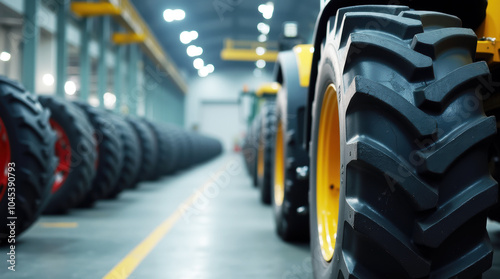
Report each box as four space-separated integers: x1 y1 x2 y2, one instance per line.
186 68 273 150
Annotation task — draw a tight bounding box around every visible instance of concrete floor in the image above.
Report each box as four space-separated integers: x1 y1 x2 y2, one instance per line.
1 153 500 278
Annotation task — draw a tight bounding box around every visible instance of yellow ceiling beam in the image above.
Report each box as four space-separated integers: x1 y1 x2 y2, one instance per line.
99 0 187 93
221 49 278 62
221 39 278 62
71 2 121 17
112 33 146 44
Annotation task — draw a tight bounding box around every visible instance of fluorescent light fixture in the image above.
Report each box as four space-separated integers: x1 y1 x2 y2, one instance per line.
257 22 270 35
42 74 54 86
193 58 204 69
89 96 100 107
198 67 209 77
187 45 203 57
206 64 214 73
0 51 11 62
258 2 274 19
180 30 198 44
284 22 298 38
256 59 266 69
256 47 266 56
258 34 267 42
103 92 116 109
64 81 76 95
163 9 185 22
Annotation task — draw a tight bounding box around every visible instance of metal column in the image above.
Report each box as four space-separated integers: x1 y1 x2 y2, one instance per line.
56 0 69 98
79 18 91 102
97 16 110 108
128 44 138 115
114 45 124 112
21 0 39 94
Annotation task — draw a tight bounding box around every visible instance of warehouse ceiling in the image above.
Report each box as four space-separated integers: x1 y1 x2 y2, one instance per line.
130 0 320 78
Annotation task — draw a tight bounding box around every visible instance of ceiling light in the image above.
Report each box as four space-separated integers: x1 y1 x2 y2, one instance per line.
253 68 262 77
187 45 203 57
42 73 54 86
206 64 214 73
257 22 270 35
163 9 185 22
89 95 100 107
193 58 204 69
0 51 11 62
180 30 198 44
64 81 76 95
198 67 209 77
284 22 298 38
256 59 266 69
256 47 266 56
103 92 116 109
258 34 267 42
258 2 274 19
310 47 315 53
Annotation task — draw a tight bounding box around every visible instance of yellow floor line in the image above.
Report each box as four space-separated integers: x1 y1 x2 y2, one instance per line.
103 160 229 279
39 222 78 228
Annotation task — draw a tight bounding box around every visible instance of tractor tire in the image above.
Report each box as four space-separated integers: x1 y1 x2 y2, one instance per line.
252 113 262 187
74 103 123 207
272 48 310 241
145 121 175 178
310 6 497 279
485 68 500 221
257 102 277 204
0 78 57 241
39 96 96 214
106 113 141 198
126 117 158 183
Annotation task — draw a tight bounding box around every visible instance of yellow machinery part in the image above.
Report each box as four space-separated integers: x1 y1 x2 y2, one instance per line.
316 84 341 262
475 0 500 64
274 121 285 206
255 82 281 97
292 44 314 87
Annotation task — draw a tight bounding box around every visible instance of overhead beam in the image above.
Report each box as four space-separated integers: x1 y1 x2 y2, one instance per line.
112 33 146 44
71 2 121 17
100 0 188 94
220 39 278 62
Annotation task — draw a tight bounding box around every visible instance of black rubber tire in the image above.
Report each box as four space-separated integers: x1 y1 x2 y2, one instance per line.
0 78 57 242
252 113 262 187
74 103 123 207
310 6 497 278
38 96 96 214
105 113 141 198
257 102 277 204
126 117 158 183
272 50 310 242
145 121 175 178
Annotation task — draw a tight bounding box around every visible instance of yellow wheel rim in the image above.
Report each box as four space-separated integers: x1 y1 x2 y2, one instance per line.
316 84 341 262
274 121 284 206
257 132 264 178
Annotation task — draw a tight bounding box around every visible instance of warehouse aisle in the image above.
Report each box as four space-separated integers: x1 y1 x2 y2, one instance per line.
0 154 311 279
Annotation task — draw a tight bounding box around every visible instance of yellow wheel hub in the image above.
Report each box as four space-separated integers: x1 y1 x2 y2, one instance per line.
257 132 264 178
316 84 341 262
274 121 284 206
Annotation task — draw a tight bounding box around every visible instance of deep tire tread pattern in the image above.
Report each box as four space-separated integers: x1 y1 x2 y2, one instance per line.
311 7 497 279
0 79 57 240
39 96 96 214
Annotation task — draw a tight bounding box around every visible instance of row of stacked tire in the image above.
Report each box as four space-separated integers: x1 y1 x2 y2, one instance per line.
0 76 222 243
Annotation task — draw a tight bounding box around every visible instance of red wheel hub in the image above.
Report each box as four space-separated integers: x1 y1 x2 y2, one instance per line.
0 116 10 202
50 119 72 193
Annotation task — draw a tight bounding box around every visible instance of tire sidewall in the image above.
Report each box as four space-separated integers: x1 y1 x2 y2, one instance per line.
310 51 346 278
